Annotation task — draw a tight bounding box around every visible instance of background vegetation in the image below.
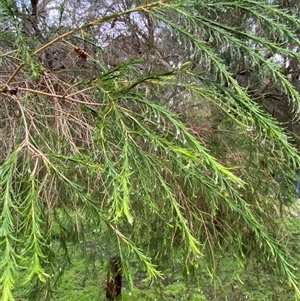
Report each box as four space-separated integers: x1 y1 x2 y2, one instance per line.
1 0 300 300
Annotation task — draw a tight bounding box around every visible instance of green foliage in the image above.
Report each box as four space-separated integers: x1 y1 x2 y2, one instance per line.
0 0 300 300
13 235 300 300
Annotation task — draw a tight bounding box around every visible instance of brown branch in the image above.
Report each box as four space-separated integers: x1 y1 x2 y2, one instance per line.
15 97 30 143
17 87 102 106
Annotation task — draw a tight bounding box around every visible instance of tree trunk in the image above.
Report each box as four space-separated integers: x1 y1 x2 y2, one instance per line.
106 256 122 300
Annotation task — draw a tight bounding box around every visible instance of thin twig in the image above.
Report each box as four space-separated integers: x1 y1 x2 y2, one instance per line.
18 87 102 106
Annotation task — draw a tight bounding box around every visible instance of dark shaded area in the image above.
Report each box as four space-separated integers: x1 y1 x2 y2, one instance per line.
106 256 122 300
294 170 300 197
